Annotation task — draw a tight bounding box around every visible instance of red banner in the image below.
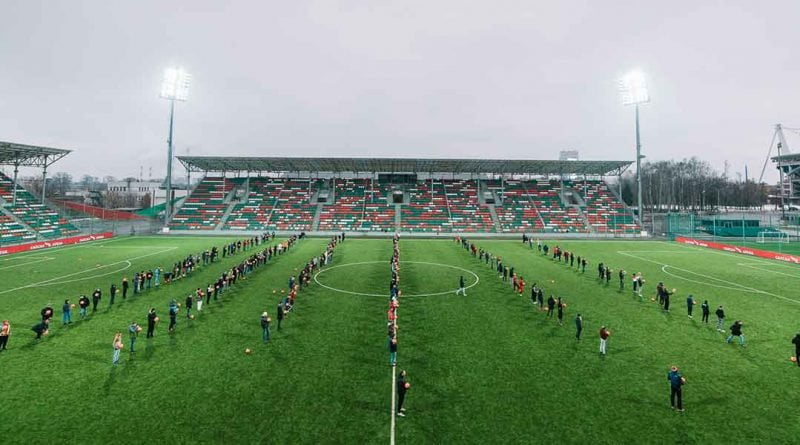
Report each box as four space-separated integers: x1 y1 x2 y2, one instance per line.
675 236 800 264
0 232 114 256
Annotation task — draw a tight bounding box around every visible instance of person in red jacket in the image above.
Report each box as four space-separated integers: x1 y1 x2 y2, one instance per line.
599 326 611 356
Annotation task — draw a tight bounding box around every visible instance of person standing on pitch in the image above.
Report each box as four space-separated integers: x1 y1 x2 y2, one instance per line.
575 314 583 340
109 283 117 306
667 366 686 412
599 326 611 356
547 295 556 318
168 300 178 332
557 297 565 326
618 269 626 291
78 295 90 319
726 320 745 346
185 294 193 319
389 337 398 366
146 308 157 338
701 300 710 324
686 295 695 319
715 306 726 332
276 302 284 332
91 288 101 312
62 300 72 325
397 369 409 417
792 333 800 367
121 277 129 299
112 332 123 365
128 321 140 352
260 312 271 343
0 320 11 350
455 275 466 296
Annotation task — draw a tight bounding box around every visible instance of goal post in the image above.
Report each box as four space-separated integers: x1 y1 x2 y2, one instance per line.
757 231 789 243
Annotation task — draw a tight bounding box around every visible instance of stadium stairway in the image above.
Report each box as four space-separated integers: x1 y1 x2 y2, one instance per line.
394 203 402 231
312 202 324 231
486 204 501 233
214 178 249 230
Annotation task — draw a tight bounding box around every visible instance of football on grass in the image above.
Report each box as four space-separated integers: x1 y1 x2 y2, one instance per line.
189 315 195 320
244 348 252 355
791 356 798 363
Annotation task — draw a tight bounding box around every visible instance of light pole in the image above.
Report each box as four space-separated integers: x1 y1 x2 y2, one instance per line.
159 67 191 225
619 70 649 229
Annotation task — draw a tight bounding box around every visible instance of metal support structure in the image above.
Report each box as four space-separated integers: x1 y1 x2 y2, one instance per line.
41 155 48 204
164 99 176 224
12 162 19 206
635 104 644 226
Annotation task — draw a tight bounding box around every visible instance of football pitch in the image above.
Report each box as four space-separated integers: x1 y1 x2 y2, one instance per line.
1 235 799 443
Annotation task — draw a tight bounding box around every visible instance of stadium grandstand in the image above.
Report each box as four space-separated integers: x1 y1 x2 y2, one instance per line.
171 156 641 236
0 141 79 244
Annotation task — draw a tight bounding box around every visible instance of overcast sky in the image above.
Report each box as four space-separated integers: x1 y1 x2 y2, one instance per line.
1 0 798 182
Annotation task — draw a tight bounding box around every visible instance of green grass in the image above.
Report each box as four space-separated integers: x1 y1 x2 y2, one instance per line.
721 238 800 256
1 235 800 443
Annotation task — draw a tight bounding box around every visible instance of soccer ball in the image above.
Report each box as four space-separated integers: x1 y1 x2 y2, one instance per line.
680 377 686 384
154 317 160 323
177 303 181 308
272 290 276 294
791 356 798 363
189 315 195 320
244 348 252 355
563 304 568 308
70 304 76 309
136 326 142 333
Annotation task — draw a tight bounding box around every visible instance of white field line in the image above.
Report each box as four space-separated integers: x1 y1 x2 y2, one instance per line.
314 261 479 298
663 240 800 270
0 236 128 260
390 366 397 445
0 256 55 271
737 263 800 279
618 251 800 305
0 247 177 295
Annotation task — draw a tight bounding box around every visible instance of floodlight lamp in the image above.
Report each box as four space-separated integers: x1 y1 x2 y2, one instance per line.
619 70 649 105
160 67 191 101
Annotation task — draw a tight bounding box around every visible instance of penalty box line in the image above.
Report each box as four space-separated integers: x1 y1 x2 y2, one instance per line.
618 250 800 306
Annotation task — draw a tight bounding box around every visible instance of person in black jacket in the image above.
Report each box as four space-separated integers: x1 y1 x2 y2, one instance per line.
701 300 710 323
121 278 129 299
715 306 726 332
78 295 90 319
726 320 745 346
396 369 409 417
185 295 193 319
146 308 157 338
547 295 556 318
792 334 800 367
91 289 101 311
276 302 284 331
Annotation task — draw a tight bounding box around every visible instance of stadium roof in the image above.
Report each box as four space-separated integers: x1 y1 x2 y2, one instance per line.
773 153 800 163
177 156 633 175
0 141 71 167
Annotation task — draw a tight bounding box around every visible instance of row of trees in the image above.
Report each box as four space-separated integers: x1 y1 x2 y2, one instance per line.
618 157 769 212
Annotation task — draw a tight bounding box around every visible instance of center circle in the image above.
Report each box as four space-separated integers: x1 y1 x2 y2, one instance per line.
313 261 480 297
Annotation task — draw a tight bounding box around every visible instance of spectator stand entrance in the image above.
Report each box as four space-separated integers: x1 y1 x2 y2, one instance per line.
0 141 80 245
172 156 640 238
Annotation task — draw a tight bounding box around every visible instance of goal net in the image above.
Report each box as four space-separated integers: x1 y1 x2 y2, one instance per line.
757 231 790 243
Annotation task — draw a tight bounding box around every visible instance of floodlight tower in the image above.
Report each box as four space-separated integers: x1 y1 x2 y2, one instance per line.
159 67 191 224
619 70 649 226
